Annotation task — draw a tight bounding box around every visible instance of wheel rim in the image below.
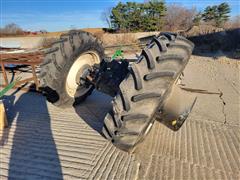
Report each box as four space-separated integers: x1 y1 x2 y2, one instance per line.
66 51 100 97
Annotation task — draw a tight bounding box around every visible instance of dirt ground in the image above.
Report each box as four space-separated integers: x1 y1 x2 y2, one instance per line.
0 53 239 179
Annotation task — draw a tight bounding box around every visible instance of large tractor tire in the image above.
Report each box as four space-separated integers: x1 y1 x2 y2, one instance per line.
102 33 194 151
39 30 104 107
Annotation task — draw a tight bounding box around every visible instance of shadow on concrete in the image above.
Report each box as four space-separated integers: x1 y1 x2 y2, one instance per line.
74 91 112 134
187 28 240 59
0 90 63 179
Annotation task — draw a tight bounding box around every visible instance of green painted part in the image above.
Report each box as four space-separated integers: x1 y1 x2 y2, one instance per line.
112 49 124 60
0 77 21 98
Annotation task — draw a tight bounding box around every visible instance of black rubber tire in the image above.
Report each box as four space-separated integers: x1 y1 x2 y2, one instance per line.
39 30 104 108
102 33 194 151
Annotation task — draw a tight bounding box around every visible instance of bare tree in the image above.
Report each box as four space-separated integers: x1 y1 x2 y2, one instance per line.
101 7 112 28
224 15 240 29
0 23 24 36
163 4 197 31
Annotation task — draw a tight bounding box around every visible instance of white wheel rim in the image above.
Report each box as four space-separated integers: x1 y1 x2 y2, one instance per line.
66 51 100 97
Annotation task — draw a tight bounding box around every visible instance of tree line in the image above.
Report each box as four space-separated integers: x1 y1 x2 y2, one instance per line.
102 1 234 32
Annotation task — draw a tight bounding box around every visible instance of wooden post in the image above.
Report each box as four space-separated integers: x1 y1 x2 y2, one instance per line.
0 101 8 130
1 61 9 86
31 65 39 91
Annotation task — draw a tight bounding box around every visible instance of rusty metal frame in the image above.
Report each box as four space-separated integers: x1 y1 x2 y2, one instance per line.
0 51 43 91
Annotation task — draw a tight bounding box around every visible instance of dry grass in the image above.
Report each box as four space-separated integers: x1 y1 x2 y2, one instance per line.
82 28 105 35
101 33 143 57
101 33 138 47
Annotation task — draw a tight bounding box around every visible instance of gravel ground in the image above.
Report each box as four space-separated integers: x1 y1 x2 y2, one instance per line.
0 55 239 180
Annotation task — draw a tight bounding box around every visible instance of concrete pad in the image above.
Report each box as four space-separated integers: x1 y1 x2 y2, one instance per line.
0 91 139 180
0 55 239 180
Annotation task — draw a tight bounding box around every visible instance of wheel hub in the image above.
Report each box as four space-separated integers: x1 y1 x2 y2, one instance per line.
79 68 91 86
65 51 100 97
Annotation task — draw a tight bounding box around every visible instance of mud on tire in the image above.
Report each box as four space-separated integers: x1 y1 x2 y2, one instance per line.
102 33 194 151
39 30 104 107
